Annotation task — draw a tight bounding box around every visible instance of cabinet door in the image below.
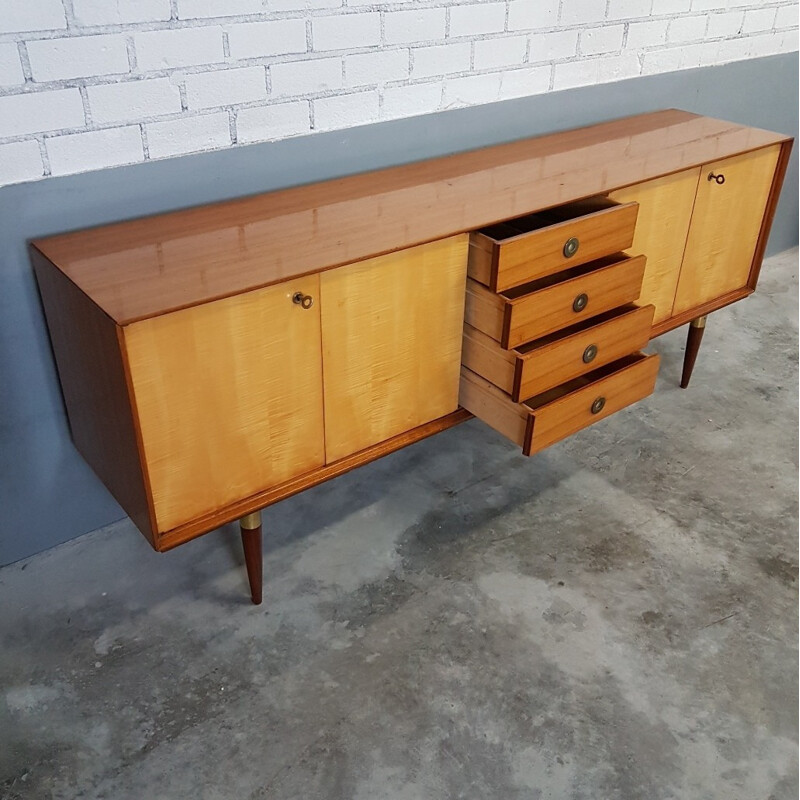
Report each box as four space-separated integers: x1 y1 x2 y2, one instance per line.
321 236 468 463
124 277 325 533
609 168 700 325
673 145 780 315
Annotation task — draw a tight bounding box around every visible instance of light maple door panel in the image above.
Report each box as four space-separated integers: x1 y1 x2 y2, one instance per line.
124 277 325 532
609 168 700 325
321 235 469 463
673 145 780 315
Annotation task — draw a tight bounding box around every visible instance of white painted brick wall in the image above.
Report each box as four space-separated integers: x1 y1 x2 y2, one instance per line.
0 43 24 86
0 0 796 186
385 9 447 45
146 111 230 158
26 34 130 81
473 35 527 70
71 0 170 27
412 43 471 78
227 20 307 60
312 13 381 51
87 78 182 124
345 49 409 86
184 65 267 110
237 100 310 143
449 4 506 38
271 56 342 96
46 125 144 175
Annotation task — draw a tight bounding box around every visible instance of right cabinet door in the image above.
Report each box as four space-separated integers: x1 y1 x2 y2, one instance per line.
320 236 468 463
672 145 780 316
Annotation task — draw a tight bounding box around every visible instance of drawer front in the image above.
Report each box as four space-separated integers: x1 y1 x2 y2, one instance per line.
504 254 646 349
462 304 655 402
515 304 654 401
523 352 659 455
466 253 646 350
470 199 639 292
459 353 659 456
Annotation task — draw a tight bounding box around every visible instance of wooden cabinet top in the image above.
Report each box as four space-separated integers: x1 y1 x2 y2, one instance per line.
31 108 790 325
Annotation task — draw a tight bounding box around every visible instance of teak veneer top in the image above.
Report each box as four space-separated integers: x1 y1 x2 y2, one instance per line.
32 109 789 325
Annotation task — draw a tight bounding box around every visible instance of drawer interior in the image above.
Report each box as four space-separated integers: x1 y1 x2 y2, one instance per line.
523 353 649 408
477 196 620 244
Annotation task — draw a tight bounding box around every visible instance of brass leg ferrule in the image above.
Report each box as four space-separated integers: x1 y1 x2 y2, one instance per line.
240 510 261 530
690 315 707 329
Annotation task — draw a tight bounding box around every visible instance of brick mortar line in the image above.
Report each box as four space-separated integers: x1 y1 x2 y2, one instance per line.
0 24 795 102
0 1 796 43
0 39 793 150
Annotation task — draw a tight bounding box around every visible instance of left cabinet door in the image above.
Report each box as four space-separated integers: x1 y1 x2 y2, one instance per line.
123 277 325 533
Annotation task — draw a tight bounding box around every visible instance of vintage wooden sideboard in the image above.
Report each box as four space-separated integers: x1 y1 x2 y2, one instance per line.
31 109 792 604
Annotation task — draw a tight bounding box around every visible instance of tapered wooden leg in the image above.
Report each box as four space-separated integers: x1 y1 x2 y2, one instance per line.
240 511 263 605
680 315 707 389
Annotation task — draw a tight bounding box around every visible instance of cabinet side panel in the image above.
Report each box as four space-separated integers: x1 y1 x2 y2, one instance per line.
30 248 156 546
321 235 469 463
123 277 326 534
747 139 794 290
673 145 781 315
609 169 700 325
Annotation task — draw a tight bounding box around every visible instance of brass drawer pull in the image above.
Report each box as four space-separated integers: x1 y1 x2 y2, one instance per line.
582 344 598 364
590 396 606 415
292 291 314 309
707 172 725 185
563 236 580 258
573 293 588 313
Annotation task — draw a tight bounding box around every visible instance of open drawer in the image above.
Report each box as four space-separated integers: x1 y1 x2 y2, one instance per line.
468 196 639 293
465 253 647 350
462 304 655 402
459 352 660 456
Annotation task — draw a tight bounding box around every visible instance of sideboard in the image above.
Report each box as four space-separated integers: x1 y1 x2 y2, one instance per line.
31 109 792 603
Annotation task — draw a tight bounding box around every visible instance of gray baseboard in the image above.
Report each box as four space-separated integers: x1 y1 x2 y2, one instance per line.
1 51 797 565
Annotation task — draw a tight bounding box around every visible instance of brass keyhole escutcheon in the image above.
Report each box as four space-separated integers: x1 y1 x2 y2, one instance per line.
583 344 598 364
563 236 580 258
590 396 606 415
572 293 588 313
708 172 725 185
292 291 314 309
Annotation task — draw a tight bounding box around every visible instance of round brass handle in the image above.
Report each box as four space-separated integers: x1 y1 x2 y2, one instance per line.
708 172 725 185
572 293 588 313
563 236 580 258
292 291 314 309
590 396 606 415
582 344 598 364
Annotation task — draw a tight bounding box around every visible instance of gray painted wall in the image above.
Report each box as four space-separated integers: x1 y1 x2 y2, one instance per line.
1 52 797 566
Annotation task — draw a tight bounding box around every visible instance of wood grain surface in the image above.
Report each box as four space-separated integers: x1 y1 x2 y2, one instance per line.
673 145 781 315
31 249 157 543
124 276 326 532
31 110 790 324
156 409 472 551
609 169 700 324
321 236 468 463
522 353 660 455
462 304 654 402
459 353 659 455
465 254 646 350
486 200 638 292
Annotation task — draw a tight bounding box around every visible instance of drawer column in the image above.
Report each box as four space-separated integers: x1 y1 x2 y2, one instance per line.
240 511 263 605
680 315 707 389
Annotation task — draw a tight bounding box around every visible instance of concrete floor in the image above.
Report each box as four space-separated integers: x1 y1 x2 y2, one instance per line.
1 248 797 800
